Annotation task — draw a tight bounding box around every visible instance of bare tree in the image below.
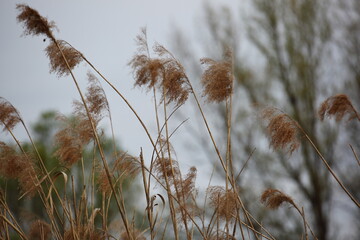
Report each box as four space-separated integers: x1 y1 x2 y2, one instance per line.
171 0 360 239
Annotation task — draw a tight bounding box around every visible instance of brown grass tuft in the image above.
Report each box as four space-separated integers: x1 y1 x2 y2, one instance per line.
45 40 83 77
154 157 180 184
207 186 239 221
200 49 233 102
85 72 110 119
260 188 295 209
129 29 190 106
113 152 141 179
0 98 21 132
318 94 359 121
16 4 56 40
54 116 88 166
261 107 300 155
0 142 39 197
29 220 51 240
97 169 113 195
153 44 190 105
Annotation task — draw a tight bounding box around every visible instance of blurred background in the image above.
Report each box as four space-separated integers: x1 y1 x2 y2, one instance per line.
1 0 359 239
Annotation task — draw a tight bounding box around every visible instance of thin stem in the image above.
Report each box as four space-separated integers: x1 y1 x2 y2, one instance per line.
295 121 360 208
53 39 133 239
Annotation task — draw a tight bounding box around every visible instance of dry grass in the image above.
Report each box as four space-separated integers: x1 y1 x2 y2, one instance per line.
0 4 358 240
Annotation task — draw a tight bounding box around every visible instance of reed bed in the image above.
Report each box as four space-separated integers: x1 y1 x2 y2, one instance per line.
0 4 358 240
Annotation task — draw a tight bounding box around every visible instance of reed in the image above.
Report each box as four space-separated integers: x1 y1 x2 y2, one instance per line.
0 4 358 240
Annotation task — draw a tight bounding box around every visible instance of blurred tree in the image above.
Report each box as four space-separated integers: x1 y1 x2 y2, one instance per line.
171 0 360 239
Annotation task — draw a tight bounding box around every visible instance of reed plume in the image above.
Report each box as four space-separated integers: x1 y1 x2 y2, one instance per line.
98 152 140 195
45 41 83 77
17 5 83 77
129 29 190 106
261 107 300 155
260 188 295 209
200 48 233 102
54 115 88 166
318 94 360 121
207 186 239 221
0 142 39 197
0 98 21 132
16 4 56 40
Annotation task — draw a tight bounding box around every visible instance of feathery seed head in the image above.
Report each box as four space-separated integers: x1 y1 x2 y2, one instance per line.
113 152 141 179
201 48 233 102
16 4 56 41
261 107 300 155
260 188 295 209
0 98 21 132
318 94 359 121
0 142 39 197
207 186 239 221
129 29 190 106
45 41 83 77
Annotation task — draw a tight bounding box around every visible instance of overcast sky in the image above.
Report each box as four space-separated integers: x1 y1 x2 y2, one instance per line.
0 0 243 185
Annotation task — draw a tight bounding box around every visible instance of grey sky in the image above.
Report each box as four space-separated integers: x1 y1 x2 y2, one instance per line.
0 0 215 156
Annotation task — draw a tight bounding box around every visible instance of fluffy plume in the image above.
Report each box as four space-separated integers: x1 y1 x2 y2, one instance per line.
0 142 39 197
129 29 190 106
97 169 113 195
16 4 56 40
207 186 239 221
0 98 21 132
54 115 92 166
260 189 295 209
153 44 190 105
29 220 51 240
73 72 109 128
154 157 180 184
200 48 233 102
85 72 110 120
176 166 197 200
261 107 300 155
45 40 83 77
318 94 360 121
113 152 141 179
174 167 198 224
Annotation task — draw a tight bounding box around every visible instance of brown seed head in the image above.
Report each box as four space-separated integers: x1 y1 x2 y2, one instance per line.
97 169 113 195
207 186 239 221
45 40 83 77
0 142 26 179
318 94 359 121
0 98 21 132
0 142 39 197
85 72 110 120
261 107 300 155
154 44 190 106
260 188 295 209
154 157 180 184
54 116 85 166
129 29 190 106
113 152 141 179
200 49 233 102
16 4 56 40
